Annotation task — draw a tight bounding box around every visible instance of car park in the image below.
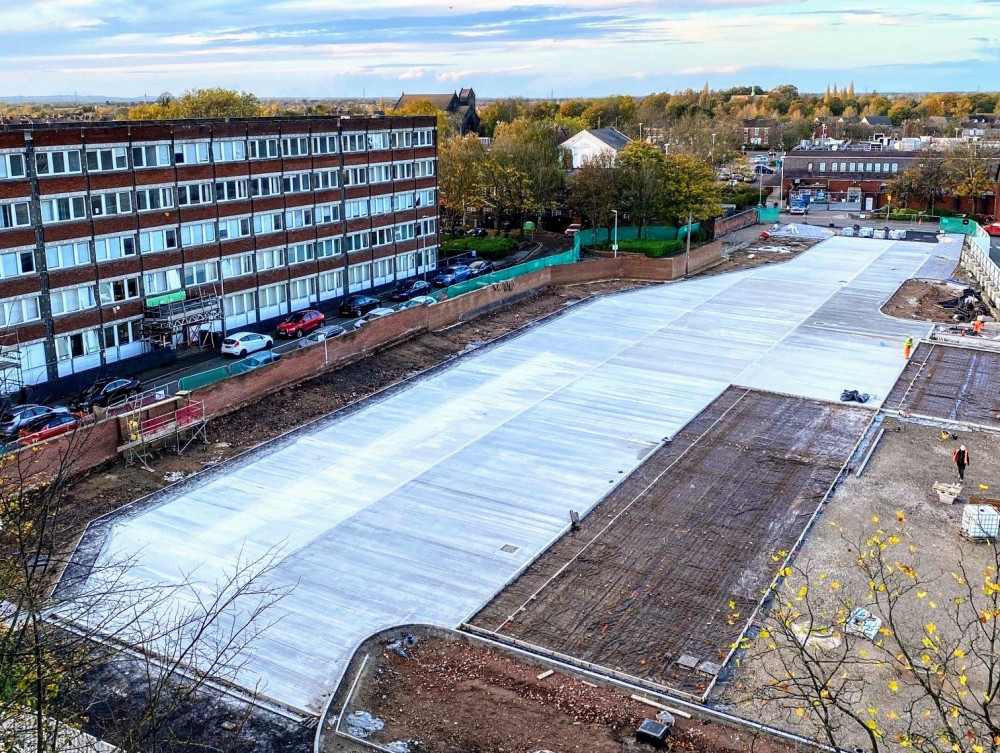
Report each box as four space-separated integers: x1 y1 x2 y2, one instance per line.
468 259 495 277
276 309 325 338
298 324 347 347
339 295 381 317
353 308 395 328
0 404 71 437
432 265 473 287
389 279 432 302
228 350 281 375
220 332 273 357
71 377 142 412
19 413 80 445
564 223 582 236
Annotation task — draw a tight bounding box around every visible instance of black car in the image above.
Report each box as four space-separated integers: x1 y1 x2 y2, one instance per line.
339 295 381 318
466 227 488 237
0 404 71 437
468 260 495 277
388 279 432 302
71 377 142 412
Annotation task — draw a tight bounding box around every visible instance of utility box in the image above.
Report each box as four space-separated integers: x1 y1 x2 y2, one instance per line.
962 504 1000 539
637 718 670 747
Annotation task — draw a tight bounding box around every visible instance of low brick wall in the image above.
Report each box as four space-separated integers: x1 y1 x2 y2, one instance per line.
712 209 758 237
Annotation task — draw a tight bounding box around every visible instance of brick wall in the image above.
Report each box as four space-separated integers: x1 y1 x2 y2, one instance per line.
712 209 758 237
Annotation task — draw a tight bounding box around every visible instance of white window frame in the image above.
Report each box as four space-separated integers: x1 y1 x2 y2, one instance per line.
35 149 83 176
94 234 137 262
50 284 96 316
132 144 172 169
85 146 128 172
0 201 31 229
40 196 87 224
46 240 91 270
0 153 27 179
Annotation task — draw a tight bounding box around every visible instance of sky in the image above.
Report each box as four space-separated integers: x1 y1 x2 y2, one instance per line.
2 0 999 100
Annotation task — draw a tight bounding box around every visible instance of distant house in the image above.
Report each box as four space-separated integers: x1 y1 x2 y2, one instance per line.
393 87 480 134
861 115 893 129
742 119 777 146
559 127 630 169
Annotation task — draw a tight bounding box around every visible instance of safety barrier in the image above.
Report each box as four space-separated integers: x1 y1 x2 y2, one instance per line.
178 365 230 391
940 216 981 236
442 247 579 298
962 225 1000 311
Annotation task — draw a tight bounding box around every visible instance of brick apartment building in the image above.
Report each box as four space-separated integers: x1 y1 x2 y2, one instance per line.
0 115 440 389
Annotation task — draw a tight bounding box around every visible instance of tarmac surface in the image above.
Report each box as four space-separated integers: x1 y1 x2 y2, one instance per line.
58 234 961 716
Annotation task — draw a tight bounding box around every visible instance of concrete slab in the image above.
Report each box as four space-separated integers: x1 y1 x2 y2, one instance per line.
61 235 960 715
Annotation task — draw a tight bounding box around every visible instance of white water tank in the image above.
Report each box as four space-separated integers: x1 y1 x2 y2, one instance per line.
962 504 1000 538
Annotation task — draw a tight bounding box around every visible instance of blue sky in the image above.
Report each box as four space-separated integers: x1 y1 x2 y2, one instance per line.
2 0 998 99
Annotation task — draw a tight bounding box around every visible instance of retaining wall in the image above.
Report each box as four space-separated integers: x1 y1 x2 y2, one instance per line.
712 209 758 237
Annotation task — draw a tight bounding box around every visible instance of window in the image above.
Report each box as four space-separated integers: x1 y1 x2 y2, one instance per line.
372 226 394 247
315 203 339 224
183 262 219 287
416 217 437 237
221 253 254 278
224 291 255 317
40 196 87 224
219 217 252 240
316 237 341 258
0 201 31 229
132 144 172 168
312 135 339 155
818 162 826 173
288 242 314 264
85 147 128 172
281 137 309 157
250 176 281 197
139 227 179 253
289 277 315 301
840 162 846 172
143 268 181 295
348 263 371 285
343 167 366 186
46 241 90 270
98 277 140 305
370 196 392 216
56 330 100 360
35 150 82 176
282 173 312 194
849 162 856 172
95 235 137 261
320 269 343 296
177 183 213 206
415 188 435 207
50 285 96 315
174 142 210 164
136 186 174 212
394 223 415 242
259 283 286 307
0 154 26 179
414 159 435 177
866 163 873 172
0 248 34 279
103 319 142 349
90 190 133 217
392 162 413 180
875 163 882 173
882 163 890 173
413 129 433 147
831 162 839 173
806 162 813 173
256 248 284 271
253 212 284 234
0 296 40 326
393 192 415 212
212 140 246 162
314 169 340 189
368 164 392 184
373 257 392 280
181 222 215 248
345 199 368 219
367 132 389 150
248 138 279 159
341 133 365 153
390 131 412 149
284 208 312 229
345 232 369 252
396 252 416 275
215 179 248 202
891 163 899 173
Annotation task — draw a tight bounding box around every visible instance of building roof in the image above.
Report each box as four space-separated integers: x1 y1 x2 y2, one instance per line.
742 119 777 128
862 115 894 127
394 93 456 111
839 116 861 124
589 127 630 150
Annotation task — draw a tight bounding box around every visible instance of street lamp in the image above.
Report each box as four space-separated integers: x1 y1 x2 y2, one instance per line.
611 210 619 258
711 132 716 168
684 209 692 277
639 123 643 141
778 152 786 210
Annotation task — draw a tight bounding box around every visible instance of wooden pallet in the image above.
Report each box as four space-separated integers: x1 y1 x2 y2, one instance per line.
959 529 996 544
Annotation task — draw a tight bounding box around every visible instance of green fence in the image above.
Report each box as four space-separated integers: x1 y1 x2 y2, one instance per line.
572 224 710 254
178 364 230 391
443 247 579 298
756 206 780 223
939 217 980 236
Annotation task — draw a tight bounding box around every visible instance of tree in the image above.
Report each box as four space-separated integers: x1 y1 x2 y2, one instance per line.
616 141 666 235
580 96 638 132
485 119 563 231
659 152 721 228
948 144 999 215
888 168 921 210
567 152 619 234
478 98 528 138
438 134 488 228
126 88 263 120
911 159 954 214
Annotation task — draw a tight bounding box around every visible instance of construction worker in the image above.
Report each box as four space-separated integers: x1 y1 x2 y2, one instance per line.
973 318 985 335
954 445 970 481
904 335 914 359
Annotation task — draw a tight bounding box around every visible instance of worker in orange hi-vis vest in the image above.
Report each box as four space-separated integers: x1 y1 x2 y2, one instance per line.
954 445 970 480
904 335 914 359
973 318 984 335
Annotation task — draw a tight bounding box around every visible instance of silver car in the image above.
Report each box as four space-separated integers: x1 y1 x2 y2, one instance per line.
353 307 395 329
298 324 347 347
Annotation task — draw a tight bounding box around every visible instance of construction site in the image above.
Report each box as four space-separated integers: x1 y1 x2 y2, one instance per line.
47 227 1000 752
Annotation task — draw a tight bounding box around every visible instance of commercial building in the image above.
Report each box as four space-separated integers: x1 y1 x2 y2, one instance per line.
0 115 439 389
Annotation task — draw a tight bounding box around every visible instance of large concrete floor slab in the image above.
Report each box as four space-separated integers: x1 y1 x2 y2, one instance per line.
62 236 959 715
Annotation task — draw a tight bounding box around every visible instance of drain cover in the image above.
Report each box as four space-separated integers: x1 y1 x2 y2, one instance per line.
500 544 519 554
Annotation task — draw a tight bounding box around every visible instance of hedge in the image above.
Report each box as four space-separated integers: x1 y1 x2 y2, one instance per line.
596 238 686 258
440 236 520 260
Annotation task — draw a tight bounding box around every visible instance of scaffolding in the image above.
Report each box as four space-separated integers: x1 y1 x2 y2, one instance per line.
0 321 25 401
141 284 222 349
117 392 208 469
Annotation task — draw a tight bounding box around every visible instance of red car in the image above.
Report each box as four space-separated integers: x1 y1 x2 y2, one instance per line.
276 309 325 338
983 222 1000 237
19 414 80 445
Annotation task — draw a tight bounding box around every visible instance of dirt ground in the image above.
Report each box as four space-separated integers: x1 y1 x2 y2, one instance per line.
56 279 649 548
726 417 1000 749
471 388 869 698
880 274 971 324
700 236 821 276
332 633 802 753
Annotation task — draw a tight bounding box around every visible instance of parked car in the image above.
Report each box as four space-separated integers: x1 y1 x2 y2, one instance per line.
221 332 273 357
0 404 71 437
71 377 142 412
466 227 488 237
19 414 80 445
395 295 438 310
339 295 381 317
564 223 582 237
353 308 395 328
389 279 432 302
298 324 347 347
229 350 281 375
432 265 473 287
276 309 325 338
983 222 1000 237
468 259 495 277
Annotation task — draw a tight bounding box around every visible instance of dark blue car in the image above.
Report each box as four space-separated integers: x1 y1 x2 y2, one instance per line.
432 265 473 288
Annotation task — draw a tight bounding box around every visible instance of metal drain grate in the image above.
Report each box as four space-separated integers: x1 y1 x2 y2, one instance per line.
500 544 519 554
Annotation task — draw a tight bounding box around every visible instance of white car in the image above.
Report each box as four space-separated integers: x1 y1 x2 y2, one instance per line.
353 308 395 329
221 331 273 357
395 296 438 310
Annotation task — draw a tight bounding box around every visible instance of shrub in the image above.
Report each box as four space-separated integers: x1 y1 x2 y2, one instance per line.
439 235 519 261
596 239 686 258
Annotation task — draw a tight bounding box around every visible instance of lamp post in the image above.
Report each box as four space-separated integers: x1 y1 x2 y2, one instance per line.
612 209 618 258
778 153 785 210
711 132 716 168
684 209 692 277
639 123 643 141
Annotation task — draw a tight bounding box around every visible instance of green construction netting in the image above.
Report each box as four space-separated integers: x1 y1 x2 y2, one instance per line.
939 217 980 236
178 365 230 391
443 247 579 298
756 206 780 223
